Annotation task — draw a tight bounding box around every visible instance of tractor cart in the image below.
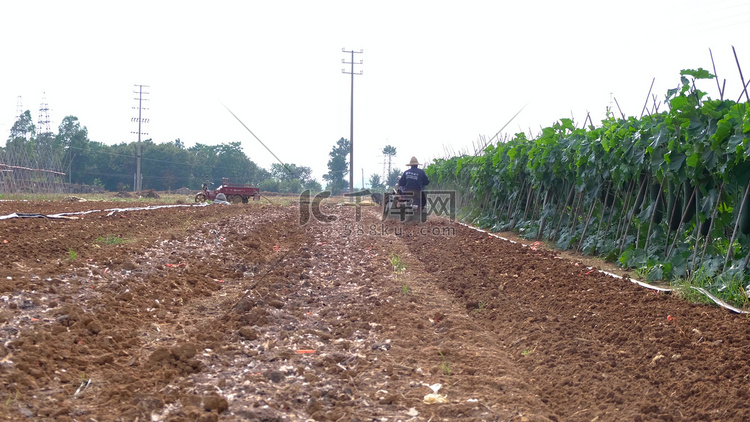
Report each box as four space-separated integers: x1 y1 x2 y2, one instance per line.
195 178 260 204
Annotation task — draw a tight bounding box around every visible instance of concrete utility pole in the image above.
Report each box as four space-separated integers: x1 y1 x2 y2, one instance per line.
132 84 149 192
342 48 362 197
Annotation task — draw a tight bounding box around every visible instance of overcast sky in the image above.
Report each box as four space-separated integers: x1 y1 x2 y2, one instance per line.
2 1 749 187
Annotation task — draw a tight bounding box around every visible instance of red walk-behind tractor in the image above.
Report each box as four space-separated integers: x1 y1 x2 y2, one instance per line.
195 178 260 204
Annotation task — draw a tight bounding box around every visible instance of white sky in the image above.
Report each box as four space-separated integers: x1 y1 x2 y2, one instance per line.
2 0 749 187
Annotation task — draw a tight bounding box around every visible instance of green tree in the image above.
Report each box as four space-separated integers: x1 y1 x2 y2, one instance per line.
382 145 397 180
259 178 280 192
271 163 312 183
369 173 384 190
55 116 89 184
323 137 350 194
7 110 35 142
387 168 401 189
303 178 323 192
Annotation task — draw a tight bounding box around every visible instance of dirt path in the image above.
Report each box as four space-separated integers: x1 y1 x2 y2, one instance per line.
1 200 749 421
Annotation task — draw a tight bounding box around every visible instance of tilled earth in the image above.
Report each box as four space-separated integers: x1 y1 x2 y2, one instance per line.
1 199 750 421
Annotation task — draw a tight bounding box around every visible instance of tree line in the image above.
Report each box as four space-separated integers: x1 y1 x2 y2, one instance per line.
4 111 406 195
4 112 322 193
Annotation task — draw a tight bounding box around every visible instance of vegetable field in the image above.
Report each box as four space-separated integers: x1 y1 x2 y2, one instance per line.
427 69 750 308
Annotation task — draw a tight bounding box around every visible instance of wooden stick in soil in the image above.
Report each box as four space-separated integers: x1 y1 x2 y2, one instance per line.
651 94 660 114
592 182 612 248
528 187 540 222
700 182 724 265
600 186 619 250
691 189 702 273
537 189 551 240
733 46 750 103
618 180 640 254
613 97 626 120
522 184 535 223
534 188 544 223
643 179 665 254
509 179 526 229
664 181 684 258
551 183 576 241
506 191 519 228
567 192 584 238
615 180 636 242
709 48 724 100
505 193 513 222
666 186 696 259
576 197 599 253
739 80 750 104
640 77 656 118
724 178 750 271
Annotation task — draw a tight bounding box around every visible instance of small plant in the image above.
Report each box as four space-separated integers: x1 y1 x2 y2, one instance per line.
521 347 536 357
438 352 451 376
390 254 406 273
633 265 656 281
95 235 124 245
5 389 19 406
67 249 78 261
472 302 487 313
402 284 411 295
182 215 194 234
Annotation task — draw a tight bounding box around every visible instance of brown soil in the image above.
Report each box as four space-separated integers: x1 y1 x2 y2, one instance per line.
1 200 749 421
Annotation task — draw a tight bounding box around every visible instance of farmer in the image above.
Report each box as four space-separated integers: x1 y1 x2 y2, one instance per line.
397 156 430 219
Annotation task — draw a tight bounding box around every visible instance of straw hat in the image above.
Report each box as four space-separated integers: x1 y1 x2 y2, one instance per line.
407 156 420 166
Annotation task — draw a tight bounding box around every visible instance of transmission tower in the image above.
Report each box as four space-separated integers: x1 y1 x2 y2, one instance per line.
37 92 51 135
342 48 363 197
15 96 23 121
132 84 149 192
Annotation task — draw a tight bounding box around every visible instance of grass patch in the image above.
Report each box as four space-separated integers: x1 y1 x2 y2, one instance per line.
472 302 487 313
67 249 78 261
671 266 750 309
95 235 124 245
438 352 451 376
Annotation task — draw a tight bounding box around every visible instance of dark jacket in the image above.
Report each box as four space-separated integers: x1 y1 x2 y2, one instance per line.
398 166 430 192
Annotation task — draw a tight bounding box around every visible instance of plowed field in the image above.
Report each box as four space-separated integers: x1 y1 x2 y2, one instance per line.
1 199 750 421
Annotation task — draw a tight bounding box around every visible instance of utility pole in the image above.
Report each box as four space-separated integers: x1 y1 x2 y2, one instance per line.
132 84 149 192
342 48 362 197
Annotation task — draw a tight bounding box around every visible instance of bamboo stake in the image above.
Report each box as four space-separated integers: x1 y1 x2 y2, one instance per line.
701 182 724 262
613 97 626 120
640 77 656 118
615 180 636 243
733 46 750 103
709 48 724 100
690 188 702 273
593 181 612 252
577 197 598 253
522 183 534 222
537 189 551 240
643 179 665 254
551 183 576 241
666 186 696 259
602 186 620 247
723 179 750 272
618 179 641 253
568 193 585 243
664 181 684 256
